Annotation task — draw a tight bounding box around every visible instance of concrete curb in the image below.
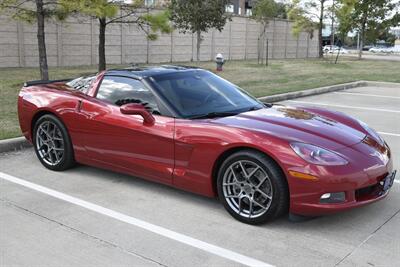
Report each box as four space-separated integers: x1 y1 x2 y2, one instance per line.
363 81 400 88
0 137 31 153
258 80 400 103
1 80 399 154
258 81 368 103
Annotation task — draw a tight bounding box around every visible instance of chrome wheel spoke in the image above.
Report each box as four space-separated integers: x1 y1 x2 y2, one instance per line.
247 166 260 179
230 166 238 181
43 149 54 163
257 175 269 188
223 182 238 186
253 199 268 210
256 189 272 200
38 134 47 144
248 199 253 218
238 197 243 213
238 161 247 177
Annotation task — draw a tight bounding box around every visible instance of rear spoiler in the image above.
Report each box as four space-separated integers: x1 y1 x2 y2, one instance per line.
24 78 72 87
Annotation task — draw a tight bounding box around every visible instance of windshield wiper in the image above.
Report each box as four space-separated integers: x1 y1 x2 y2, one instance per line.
189 111 240 120
263 103 274 108
244 106 264 112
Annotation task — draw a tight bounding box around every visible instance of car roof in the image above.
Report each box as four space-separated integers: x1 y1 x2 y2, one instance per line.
105 65 203 79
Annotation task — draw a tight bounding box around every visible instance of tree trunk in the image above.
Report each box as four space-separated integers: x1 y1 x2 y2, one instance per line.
196 30 201 63
358 20 366 60
98 18 107 71
35 0 49 80
331 0 335 48
318 0 325 58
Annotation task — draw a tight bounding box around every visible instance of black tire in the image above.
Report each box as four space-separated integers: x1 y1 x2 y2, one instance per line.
217 150 289 224
33 114 75 171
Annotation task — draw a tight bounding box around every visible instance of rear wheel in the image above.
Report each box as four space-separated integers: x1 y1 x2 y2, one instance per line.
217 150 289 224
33 114 75 171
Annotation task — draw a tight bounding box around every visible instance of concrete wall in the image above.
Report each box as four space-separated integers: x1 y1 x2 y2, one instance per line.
0 15 319 68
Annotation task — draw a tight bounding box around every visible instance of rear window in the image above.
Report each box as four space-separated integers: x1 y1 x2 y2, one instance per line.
66 75 96 94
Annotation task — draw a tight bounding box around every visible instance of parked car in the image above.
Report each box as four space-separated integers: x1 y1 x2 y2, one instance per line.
382 47 395 53
363 45 374 51
328 48 349 54
18 66 396 224
369 47 387 53
324 45 348 54
323 45 339 52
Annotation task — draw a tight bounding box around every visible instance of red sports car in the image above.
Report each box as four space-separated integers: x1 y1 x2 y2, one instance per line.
18 66 396 224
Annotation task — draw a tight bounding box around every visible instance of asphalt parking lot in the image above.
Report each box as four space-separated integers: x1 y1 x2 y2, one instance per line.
1 84 399 267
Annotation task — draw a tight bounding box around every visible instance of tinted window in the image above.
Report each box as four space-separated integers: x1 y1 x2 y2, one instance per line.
97 76 160 114
67 75 95 94
152 71 262 118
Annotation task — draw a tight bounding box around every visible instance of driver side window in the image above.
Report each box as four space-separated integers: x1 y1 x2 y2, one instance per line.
96 76 160 114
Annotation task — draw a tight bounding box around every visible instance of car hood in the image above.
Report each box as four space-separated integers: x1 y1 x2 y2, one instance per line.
210 105 366 150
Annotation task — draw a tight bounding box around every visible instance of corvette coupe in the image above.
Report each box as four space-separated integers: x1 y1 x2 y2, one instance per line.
18 65 396 224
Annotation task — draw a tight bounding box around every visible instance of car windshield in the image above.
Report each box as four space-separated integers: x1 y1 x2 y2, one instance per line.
151 70 263 119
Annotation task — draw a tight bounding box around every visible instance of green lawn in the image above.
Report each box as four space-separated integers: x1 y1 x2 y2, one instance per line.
1 58 400 140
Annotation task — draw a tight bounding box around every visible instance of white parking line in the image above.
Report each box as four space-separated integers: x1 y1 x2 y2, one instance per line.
378 132 400 138
0 172 273 267
395 180 400 184
287 100 400 114
334 92 400 99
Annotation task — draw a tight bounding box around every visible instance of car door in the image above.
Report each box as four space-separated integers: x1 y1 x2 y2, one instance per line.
78 75 175 184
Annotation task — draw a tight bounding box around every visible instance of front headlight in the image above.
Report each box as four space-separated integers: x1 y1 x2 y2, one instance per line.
358 120 385 145
290 142 348 166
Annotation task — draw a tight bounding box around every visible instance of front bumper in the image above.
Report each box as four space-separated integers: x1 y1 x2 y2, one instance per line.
287 140 395 216
290 171 396 215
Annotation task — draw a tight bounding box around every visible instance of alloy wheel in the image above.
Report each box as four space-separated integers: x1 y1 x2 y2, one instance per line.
222 160 273 219
35 120 65 166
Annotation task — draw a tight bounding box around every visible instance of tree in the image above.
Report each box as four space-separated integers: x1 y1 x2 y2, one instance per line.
288 0 328 58
276 2 289 19
335 0 353 45
252 1 281 41
339 0 400 59
252 0 280 64
61 0 171 71
0 0 69 80
168 0 230 62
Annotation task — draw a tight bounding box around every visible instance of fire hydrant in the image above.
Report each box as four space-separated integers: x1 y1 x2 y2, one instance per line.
215 53 224 71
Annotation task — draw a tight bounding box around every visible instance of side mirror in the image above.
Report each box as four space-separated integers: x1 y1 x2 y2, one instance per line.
120 103 155 125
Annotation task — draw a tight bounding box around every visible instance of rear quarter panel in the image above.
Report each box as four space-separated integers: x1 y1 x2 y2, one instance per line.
18 83 87 158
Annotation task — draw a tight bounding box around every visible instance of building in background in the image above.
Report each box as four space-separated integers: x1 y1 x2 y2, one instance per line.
226 0 254 16
390 27 400 39
143 0 255 16
144 0 169 7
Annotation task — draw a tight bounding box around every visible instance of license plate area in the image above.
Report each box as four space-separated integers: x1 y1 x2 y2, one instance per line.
382 171 396 192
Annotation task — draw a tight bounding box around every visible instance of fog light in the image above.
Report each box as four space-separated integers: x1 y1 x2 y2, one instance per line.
320 192 346 204
321 193 331 199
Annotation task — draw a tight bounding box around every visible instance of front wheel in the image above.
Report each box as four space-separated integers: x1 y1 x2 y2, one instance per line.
33 114 75 171
217 150 289 224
